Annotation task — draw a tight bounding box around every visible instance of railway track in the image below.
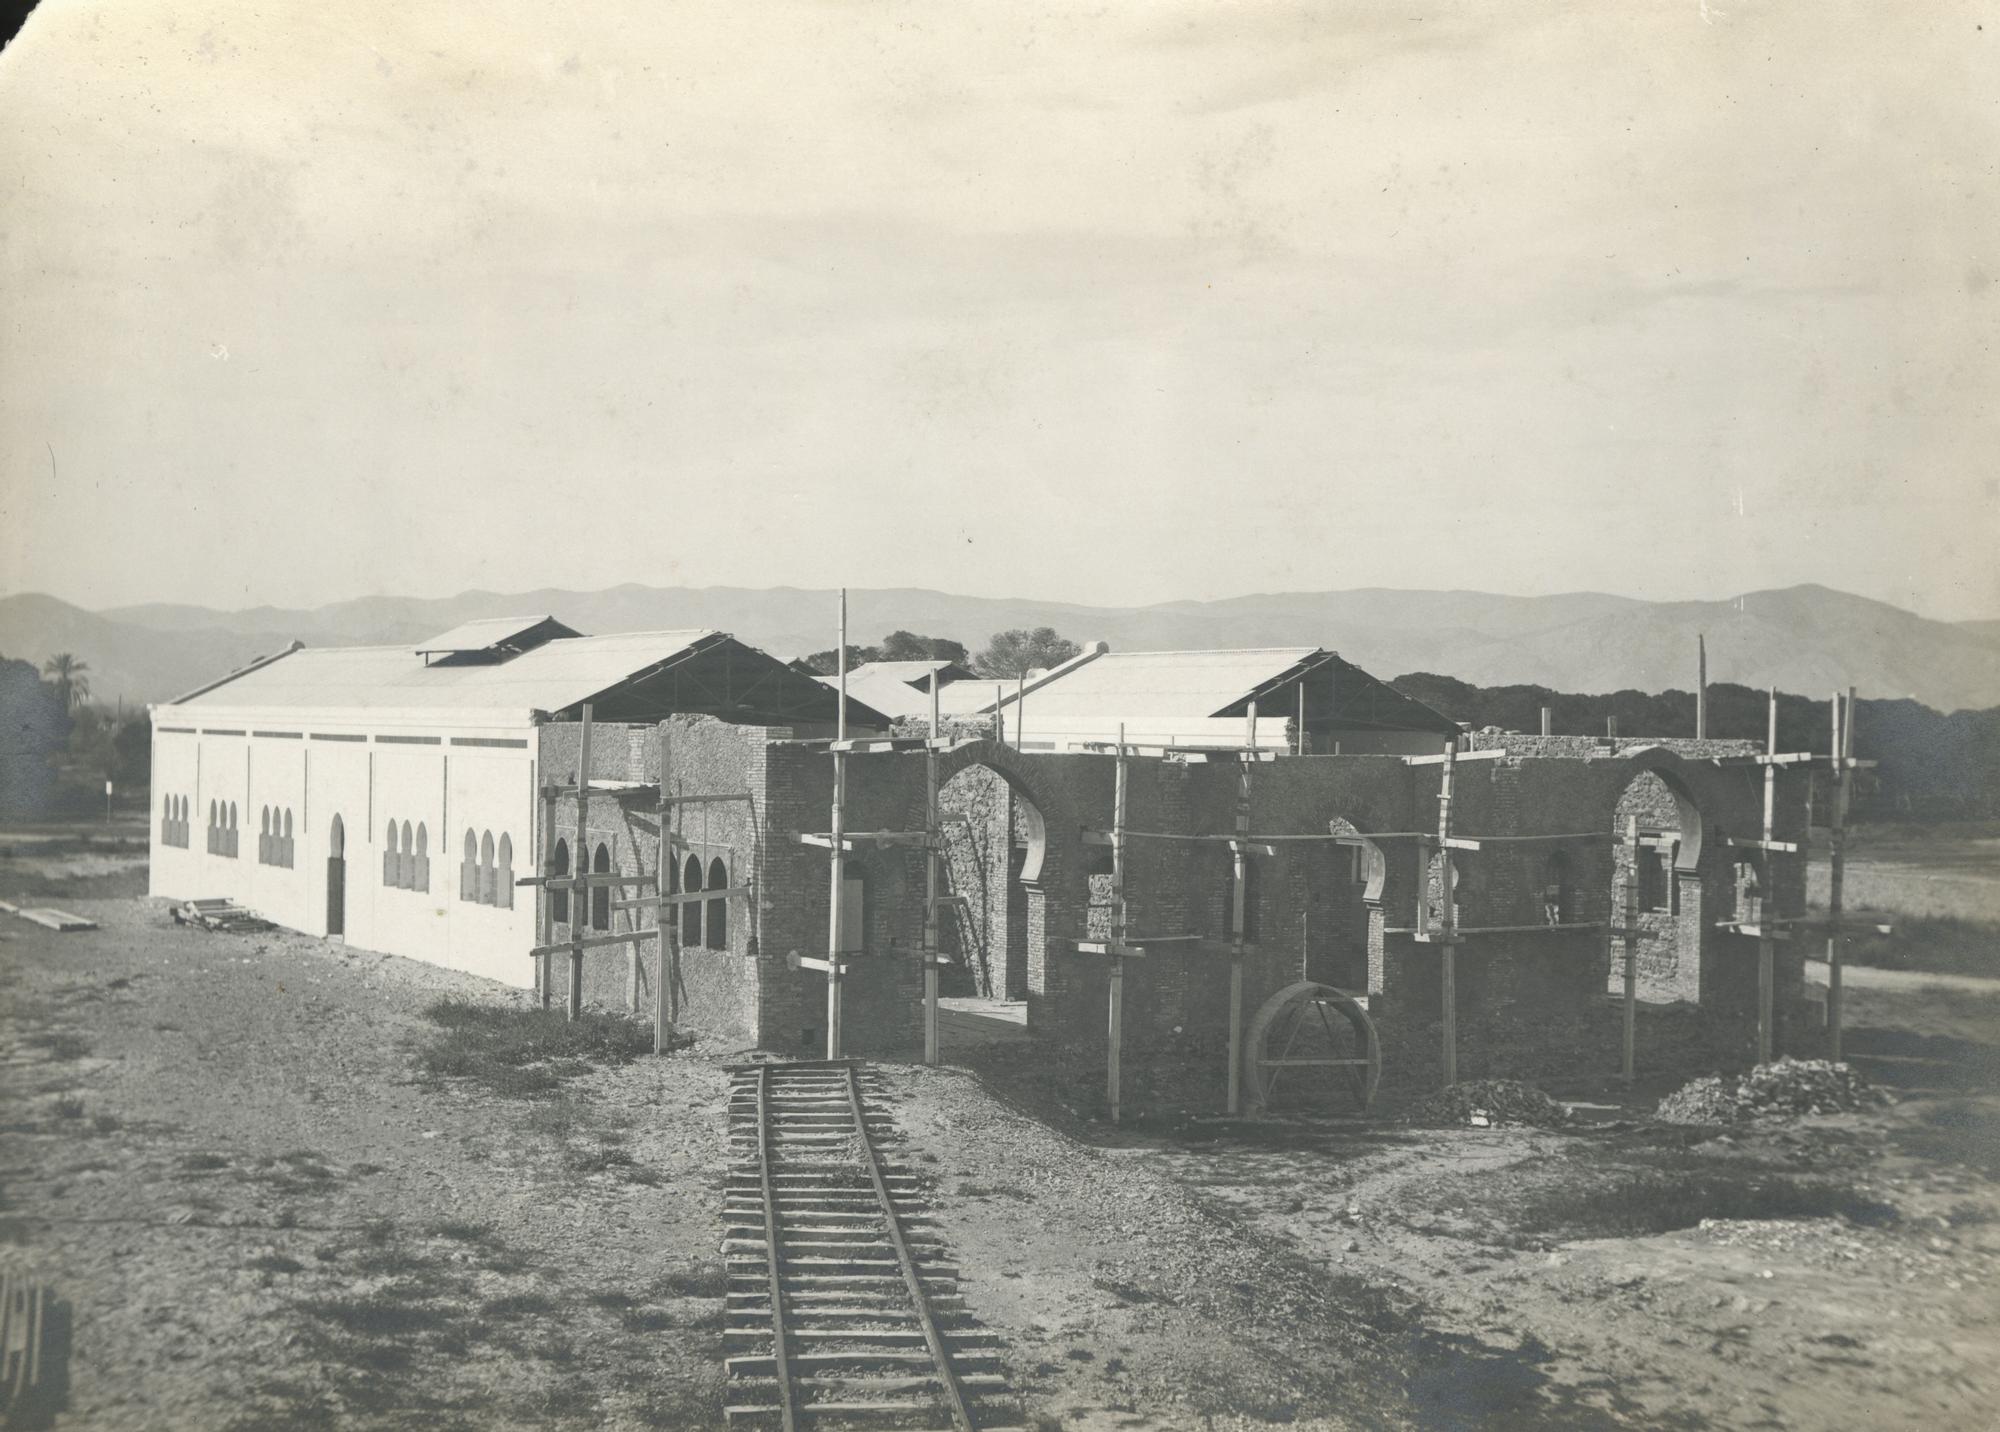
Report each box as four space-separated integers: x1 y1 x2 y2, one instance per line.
722 1060 1021 1431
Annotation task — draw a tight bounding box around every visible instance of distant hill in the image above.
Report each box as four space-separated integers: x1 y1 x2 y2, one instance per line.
3 582 1997 712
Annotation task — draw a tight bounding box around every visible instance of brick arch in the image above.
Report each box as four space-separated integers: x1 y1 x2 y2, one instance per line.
1605 749 1707 871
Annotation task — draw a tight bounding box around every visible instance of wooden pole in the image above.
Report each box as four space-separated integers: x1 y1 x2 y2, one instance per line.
1696 634 1708 739
1607 715 1618 739
1297 680 1307 755
1757 686 1778 1063
1621 815 1640 1082
654 731 679 1055
569 703 593 1021
1227 756 1251 1115
1108 724 1128 1123
1246 699 1258 751
827 590 848 1060
1015 671 1026 750
992 683 1003 745
1828 686 1854 1061
1436 743 1458 1087
1540 706 1552 737
924 670 941 1067
538 775 556 1010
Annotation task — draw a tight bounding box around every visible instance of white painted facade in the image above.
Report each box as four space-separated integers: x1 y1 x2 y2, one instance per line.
148 704 540 988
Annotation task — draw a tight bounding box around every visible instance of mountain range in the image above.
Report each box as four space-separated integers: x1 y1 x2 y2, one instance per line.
3 583 1997 713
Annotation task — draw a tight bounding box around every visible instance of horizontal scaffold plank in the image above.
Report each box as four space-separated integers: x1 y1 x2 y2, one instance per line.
526 928 658 958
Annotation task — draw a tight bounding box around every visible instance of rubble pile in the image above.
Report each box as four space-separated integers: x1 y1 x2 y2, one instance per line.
1405 1079 1573 1129
1657 1058 1889 1125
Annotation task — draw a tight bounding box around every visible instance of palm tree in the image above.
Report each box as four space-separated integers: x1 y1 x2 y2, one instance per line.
43 653 91 711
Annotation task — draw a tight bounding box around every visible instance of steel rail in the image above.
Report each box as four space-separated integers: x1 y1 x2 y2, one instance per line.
843 1064 977 1432
756 1065 799 1432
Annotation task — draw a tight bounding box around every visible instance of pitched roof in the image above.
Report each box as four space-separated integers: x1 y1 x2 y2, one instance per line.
167 630 716 719
412 614 580 656
984 646 1460 734
814 661 982 719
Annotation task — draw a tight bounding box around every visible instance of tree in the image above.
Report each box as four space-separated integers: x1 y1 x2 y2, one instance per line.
972 628 1080 680
42 652 91 711
795 644 878 677
876 631 970 666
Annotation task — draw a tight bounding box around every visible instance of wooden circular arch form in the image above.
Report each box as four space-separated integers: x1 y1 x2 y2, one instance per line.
1242 981 1382 1114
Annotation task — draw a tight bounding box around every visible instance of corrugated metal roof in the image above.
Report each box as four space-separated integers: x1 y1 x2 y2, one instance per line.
166 630 720 719
412 614 577 655
1000 648 1321 720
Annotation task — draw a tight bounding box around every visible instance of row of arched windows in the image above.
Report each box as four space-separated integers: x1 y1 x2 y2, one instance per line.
384 820 430 892
678 854 731 950
545 840 731 949
460 829 516 909
259 807 296 868
206 801 239 857
161 794 190 849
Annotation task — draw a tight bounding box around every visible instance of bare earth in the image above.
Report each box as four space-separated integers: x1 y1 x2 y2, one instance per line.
3 839 1998 1430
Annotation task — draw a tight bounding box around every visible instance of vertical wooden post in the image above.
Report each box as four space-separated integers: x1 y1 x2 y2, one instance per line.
569 703 592 1022
1757 686 1778 1064
1015 672 1026 750
923 670 941 1067
1540 706 1552 737
1436 743 1458 1087
1246 700 1258 751
1607 715 1618 739
1828 687 1854 1061
1227 756 1251 1115
538 776 556 1010
654 730 678 1056
1108 724 1129 1124
992 684 1003 746
1297 680 1307 755
1696 634 1708 738
1621 815 1640 1082
827 590 849 1060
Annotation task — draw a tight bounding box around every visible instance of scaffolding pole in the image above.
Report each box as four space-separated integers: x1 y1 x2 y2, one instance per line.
1227 756 1251 1115
1620 815 1640 1082
655 735 680 1055
1109 725 1130 1123
568 703 593 1021
826 591 849 1059
1828 686 1855 1060
924 670 942 1067
1758 687 1778 1063
1436 743 1460 1086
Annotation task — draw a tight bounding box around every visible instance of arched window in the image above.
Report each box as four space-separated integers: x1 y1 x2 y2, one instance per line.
550 839 571 923
706 856 729 949
385 820 401 886
228 802 239 858
496 834 513 911
590 843 611 931
330 814 345 860
462 829 479 901
414 823 429 892
261 807 273 865
283 808 294 867
682 854 704 946
481 831 497 905
162 793 172 843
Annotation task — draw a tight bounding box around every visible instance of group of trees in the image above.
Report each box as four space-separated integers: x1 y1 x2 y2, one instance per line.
792 627 1082 681
0 652 149 819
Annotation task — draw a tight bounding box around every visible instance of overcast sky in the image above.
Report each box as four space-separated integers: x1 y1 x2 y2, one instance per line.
1 0 1994 619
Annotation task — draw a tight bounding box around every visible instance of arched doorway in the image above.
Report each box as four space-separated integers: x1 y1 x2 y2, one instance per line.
326 815 346 936
1607 766 1705 1002
938 762 1047 1000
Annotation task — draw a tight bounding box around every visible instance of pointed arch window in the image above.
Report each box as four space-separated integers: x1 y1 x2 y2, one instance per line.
706 856 729 949
496 834 513 911
413 823 429 892
385 820 401 886
681 854 704 947
462 829 479 900
590 843 611 931
481 831 497 905
550 838 571 923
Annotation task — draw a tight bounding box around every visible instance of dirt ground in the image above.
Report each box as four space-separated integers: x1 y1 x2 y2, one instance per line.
4 835 1998 1430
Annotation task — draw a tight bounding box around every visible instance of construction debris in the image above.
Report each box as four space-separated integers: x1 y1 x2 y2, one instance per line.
1656 1058 1889 1125
10 907 96 933
1405 1079 1573 1129
171 899 276 934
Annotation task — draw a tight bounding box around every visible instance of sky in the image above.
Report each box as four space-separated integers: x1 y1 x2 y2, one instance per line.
1 0 1995 620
